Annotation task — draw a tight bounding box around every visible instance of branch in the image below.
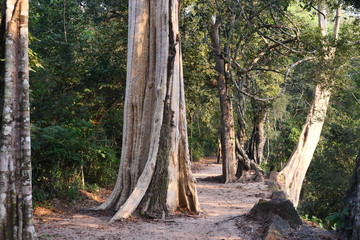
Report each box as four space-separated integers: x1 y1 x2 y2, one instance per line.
233 56 316 102
233 79 280 102
270 3 300 37
352 93 360 105
234 37 297 74
283 56 315 85
311 5 326 19
235 138 265 177
257 30 315 54
249 68 283 74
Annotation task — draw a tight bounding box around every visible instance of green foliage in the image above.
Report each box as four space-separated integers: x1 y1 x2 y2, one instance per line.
39 234 54 240
65 181 81 201
302 214 325 228
265 80 312 171
288 127 301 143
85 183 100 193
300 60 360 219
181 1 220 160
29 36 44 72
31 121 119 201
29 0 127 201
301 208 350 230
325 208 350 230
27 0 360 225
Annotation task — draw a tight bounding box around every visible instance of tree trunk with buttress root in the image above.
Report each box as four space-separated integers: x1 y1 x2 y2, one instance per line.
209 17 237 183
277 1 342 207
0 0 36 239
96 0 200 221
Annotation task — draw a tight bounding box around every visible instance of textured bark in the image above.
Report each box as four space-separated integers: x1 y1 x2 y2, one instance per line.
342 151 360 240
277 84 331 207
209 18 237 183
218 75 237 183
248 104 268 165
97 0 199 221
277 2 341 207
235 138 265 181
0 0 36 239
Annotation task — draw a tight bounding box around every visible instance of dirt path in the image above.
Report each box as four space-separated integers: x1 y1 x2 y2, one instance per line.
35 157 271 240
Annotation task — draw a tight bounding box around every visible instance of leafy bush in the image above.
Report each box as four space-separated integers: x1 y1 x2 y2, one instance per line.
302 214 325 228
325 208 350 230
301 208 350 230
31 120 119 202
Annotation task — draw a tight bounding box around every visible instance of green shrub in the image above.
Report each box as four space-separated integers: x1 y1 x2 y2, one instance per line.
325 208 350 230
31 120 119 202
302 214 325 228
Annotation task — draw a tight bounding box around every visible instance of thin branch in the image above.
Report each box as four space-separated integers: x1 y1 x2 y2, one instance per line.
249 68 283 74
271 3 300 36
284 56 315 84
233 57 315 102
63 0 68 43
233 79 279 102
311 5 326 19
352 93 360 105
258 24 298 37
239 37 297 73
257 30 315 54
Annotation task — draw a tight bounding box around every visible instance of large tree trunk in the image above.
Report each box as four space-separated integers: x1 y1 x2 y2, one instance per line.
342 151 360 240
97 0 199 221
209 18 237 183
276 2 341 207
277 84 331 207
0 0 36 239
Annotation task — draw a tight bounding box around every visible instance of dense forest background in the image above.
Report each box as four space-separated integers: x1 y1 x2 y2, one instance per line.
29 0 359 226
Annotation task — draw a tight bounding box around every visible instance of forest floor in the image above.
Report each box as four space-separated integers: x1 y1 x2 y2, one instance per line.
33 157 335 240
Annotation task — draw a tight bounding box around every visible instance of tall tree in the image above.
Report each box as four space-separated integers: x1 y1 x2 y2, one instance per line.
97 0 200 221
209 17 237 183
0 0 36 239
277 0 342 207
203 0 304 181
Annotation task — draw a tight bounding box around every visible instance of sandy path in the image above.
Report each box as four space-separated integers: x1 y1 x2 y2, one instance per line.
35 158 270 240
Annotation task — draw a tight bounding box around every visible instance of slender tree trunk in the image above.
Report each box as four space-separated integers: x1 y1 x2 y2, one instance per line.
0 0 36 239
234 88 248 178
209 18 237 183
97 0 199 221
218 75 237 183
277 1 342 207
189 113 193 162
217 137 222 164
248 104 268 165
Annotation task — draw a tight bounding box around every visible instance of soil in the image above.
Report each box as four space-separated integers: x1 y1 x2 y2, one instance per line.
32 157 321 240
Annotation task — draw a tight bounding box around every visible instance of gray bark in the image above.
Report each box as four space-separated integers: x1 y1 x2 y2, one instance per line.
97 0 199 221
342 151 360 240
0 0 36 239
